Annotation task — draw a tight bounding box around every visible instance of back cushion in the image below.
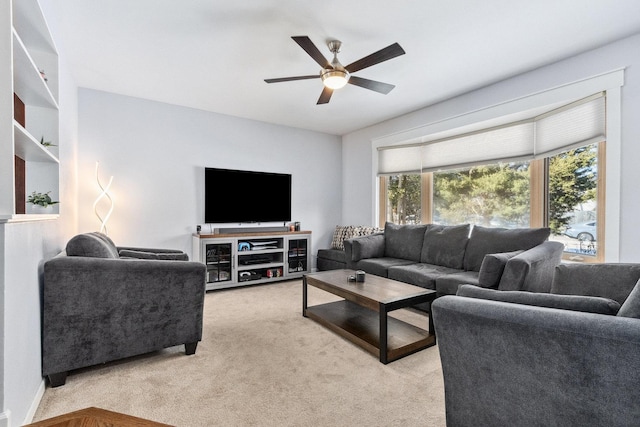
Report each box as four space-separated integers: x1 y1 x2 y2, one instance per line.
384 222 429 262
617 279 640 318
552 263 640 305
66 233 119 258
421 224 470 269
463 226 550 271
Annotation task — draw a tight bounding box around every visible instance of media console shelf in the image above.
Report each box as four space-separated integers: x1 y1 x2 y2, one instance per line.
192 230 311 291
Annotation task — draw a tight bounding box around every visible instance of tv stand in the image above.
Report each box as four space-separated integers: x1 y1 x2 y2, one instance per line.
192 230 311 291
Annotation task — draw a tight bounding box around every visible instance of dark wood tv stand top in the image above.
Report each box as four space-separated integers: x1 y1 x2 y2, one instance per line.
194 230 311 239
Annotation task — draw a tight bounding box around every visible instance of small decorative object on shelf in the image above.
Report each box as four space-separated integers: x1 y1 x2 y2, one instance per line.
40 136 56 147
39 68 48 82
27 191 58 214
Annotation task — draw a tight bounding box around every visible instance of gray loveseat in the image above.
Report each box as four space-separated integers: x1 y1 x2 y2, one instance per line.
344 222 564 297
432 263 640 426
42 232 206 386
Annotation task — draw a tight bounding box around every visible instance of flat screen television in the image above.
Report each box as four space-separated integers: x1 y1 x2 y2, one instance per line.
204 167 292 224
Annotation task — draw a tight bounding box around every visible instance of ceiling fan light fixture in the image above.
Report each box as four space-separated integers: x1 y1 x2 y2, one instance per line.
321 69 350 89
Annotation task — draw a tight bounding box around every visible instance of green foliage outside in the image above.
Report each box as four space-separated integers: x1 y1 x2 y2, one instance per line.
433 162 530 227
386 174 421 223
548 145 597 233
386 144 597 234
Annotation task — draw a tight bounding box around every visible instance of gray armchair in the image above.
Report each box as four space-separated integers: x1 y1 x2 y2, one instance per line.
42 232 206 387
432 263 640 426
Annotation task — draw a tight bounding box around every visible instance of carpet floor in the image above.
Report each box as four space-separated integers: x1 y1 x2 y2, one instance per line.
32 279 446 426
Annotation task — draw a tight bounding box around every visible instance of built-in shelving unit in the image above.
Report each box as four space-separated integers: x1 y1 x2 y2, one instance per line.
1 0 60 220
192 231 311 291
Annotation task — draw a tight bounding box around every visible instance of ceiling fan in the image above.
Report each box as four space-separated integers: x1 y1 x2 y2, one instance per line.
264 36 406 105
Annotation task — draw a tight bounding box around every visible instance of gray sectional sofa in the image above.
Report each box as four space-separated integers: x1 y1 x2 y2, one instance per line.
343 222 564 297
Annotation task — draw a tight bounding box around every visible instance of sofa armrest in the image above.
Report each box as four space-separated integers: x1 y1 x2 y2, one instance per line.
497 241 564 292
456 284 621 315
117 245 188 259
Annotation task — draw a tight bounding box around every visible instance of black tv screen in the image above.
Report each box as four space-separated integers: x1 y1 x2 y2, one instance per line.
204 168 292 224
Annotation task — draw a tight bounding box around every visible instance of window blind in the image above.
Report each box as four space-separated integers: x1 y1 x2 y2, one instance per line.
377 93 605 175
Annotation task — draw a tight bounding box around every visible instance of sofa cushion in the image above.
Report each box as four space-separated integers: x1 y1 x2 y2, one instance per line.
384 222 429 262
421 224 470 269
617 279 640 318
457 284 621 315
388 263 460 290
355 257 415 278
551 263 640 305
330 226 354 250
66 233 119 259
463 226 550 272
435 271 481 296
478 250 524 288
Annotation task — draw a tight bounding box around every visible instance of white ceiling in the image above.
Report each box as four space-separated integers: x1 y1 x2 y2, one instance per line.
40 0 640 136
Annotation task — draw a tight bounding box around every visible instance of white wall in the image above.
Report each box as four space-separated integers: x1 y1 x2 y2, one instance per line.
1 52 78 426
342 32 640 262
76 89 342 261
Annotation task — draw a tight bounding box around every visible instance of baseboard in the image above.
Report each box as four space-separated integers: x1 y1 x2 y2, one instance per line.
22 379 45 425
0 410 10 427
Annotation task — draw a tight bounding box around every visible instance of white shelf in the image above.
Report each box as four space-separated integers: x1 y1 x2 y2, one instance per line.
12 0 56 54
13 120 59 163
12 29 58 109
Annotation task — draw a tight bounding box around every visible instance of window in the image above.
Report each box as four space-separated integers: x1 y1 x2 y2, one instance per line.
377 94 606 262
433 161 531 228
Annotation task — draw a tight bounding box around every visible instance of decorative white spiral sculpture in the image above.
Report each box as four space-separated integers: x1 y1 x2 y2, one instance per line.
93 162 114 235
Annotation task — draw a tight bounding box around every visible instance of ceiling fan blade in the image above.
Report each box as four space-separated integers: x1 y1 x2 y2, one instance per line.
292 36 331 69
348 76 395 94
345 42 405 73
317 87 333 104
264 75 319 83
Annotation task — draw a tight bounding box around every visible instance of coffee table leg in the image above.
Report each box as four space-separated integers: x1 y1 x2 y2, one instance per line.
302 276 308 317
379 303 388 364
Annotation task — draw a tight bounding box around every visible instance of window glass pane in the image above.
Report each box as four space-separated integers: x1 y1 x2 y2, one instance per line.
433 162 530 227
384 174 422 224
548 143 599 258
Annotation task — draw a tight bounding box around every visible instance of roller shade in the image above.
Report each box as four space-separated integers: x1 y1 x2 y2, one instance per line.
377 93 605 175
421 121 534 172
377 145 422 175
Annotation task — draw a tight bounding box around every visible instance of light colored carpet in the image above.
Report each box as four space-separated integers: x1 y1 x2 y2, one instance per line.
33 280 446 426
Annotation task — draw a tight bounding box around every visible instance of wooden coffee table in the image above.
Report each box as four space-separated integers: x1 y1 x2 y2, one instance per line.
303 269 437 364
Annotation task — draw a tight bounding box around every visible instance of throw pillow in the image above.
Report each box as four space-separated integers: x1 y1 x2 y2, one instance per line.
421 224 470 269
330 226 353 251
617 278 640 318
477 250 523 288
463 226 550 272
66 233 119 259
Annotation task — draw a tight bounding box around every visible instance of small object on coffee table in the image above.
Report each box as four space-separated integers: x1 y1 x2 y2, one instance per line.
303 269 436 364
